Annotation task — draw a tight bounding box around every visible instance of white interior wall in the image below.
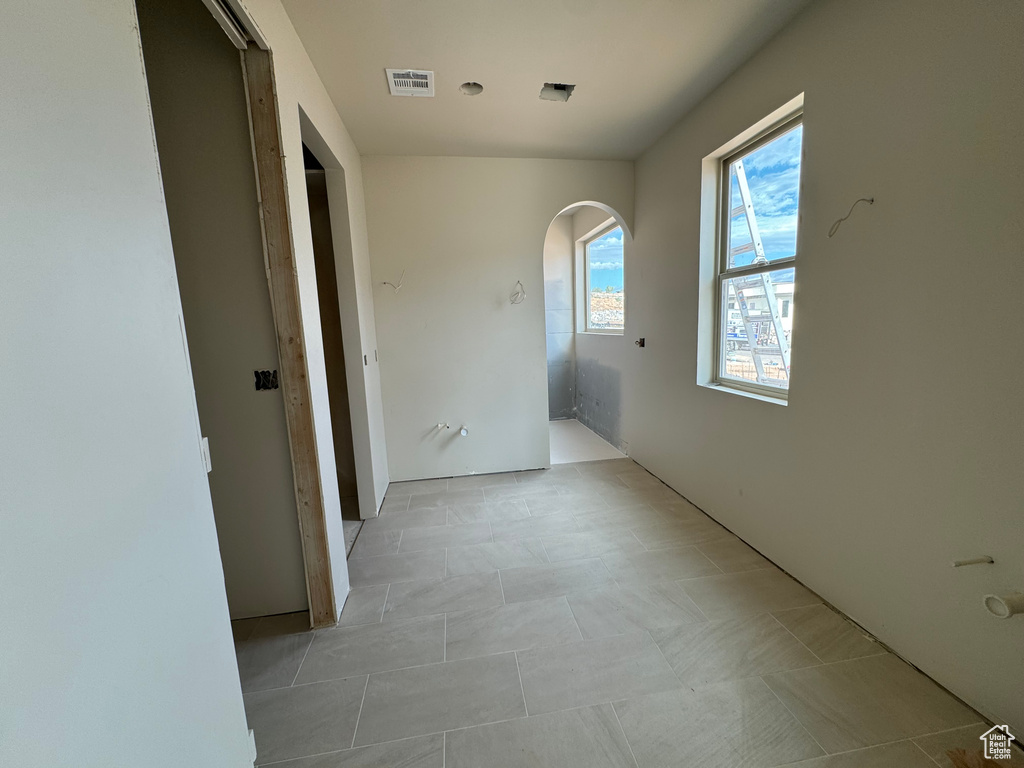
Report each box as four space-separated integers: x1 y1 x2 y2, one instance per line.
0 1 251 765
245 0 391 535
625 0 1024 731
363 156 633 480
137 0 308 620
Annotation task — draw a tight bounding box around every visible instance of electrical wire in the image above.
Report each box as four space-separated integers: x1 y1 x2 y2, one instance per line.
828 197 874 238
509 280 526 305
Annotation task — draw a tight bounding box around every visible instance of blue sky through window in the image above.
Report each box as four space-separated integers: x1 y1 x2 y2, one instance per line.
587 226 624 292
728 123 802 283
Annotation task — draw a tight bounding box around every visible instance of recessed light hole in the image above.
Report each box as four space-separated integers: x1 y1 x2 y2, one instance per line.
459 82 484 96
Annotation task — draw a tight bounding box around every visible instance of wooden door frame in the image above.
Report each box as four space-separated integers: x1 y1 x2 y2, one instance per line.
240 44 337 628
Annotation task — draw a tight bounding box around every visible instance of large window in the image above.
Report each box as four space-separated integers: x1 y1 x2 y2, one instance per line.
583 224 624 333
716 115 802 396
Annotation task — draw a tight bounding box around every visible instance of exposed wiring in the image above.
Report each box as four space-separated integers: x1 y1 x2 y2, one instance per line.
509 280 526 305
828 197 874 238
382 269 405 293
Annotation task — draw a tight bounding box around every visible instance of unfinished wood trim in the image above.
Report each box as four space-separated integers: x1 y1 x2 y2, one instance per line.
241 45 336 628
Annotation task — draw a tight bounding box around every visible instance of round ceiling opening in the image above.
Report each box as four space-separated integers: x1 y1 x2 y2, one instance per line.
459 82 484 96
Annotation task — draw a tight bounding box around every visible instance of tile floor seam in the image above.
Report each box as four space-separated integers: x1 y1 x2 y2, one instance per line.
921 739 950 768
296 647 523 685
496 568 506 605
911 722 988 741
255 732 443 767
757 674 830 757
562 595 586 641
266 704 621 765
537 537 551 564
513 650 529 717
766 611 827 665
348 674 371 750
288 632 316 688
444 546 448 579
356 711 532 750
610 701 642 768
442 730 446 768
378 583 392 623
817 736 948 764
648 630 688 691
443 613 447 662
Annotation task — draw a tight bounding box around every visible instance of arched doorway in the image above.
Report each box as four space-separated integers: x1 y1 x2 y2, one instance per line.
542 202 633 464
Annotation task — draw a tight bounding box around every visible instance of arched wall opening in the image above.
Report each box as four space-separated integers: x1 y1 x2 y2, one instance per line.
542 201 631 461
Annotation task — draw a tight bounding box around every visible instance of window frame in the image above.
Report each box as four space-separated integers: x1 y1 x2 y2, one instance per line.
712 112 802 401
581 222 625 335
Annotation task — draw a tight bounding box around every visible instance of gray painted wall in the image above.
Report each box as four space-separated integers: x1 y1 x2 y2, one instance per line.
544 214 575 419
573 207 631 451
138 0 308 619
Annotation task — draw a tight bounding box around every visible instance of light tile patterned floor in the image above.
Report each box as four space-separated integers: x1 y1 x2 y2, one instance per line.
549 419 626 464
233 459 1009 768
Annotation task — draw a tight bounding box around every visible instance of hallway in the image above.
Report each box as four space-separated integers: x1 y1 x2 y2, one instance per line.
232 460 996 767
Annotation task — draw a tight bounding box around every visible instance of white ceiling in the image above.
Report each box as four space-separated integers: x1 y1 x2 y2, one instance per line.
281 0 813 160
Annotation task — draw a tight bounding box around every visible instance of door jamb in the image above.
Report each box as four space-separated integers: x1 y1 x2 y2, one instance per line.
240 44 337 628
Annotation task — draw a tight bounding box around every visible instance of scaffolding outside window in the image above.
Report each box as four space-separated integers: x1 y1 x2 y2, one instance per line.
716 114 803 397
583 224 625 333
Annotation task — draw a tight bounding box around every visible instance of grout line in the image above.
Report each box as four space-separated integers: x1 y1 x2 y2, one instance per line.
767 612 826 665
562 595 585 641
496 569 506 605
758 675 829 756
911 738 945 767
379 583 390 622
442 731 446 768
289 633 315 688
257 733 439 767
611 702 641 768
340 694 655 754
513 651 529 717
647 630 687 690
537 537 551 564
443 613 447 661
349 675 370 750
444 546 449 579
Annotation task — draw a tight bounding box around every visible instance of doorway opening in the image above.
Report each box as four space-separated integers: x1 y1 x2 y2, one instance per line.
302 145 362 557
137 0 309 620
542 202 632 464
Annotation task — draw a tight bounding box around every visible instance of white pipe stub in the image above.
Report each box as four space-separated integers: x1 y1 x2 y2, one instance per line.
983 592 1024 619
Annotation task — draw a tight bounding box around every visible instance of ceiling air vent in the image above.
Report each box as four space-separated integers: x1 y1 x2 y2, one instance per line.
386 69 435 97
540 83 575 102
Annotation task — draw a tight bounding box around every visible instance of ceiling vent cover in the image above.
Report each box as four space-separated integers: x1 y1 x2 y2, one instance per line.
386 69 435 97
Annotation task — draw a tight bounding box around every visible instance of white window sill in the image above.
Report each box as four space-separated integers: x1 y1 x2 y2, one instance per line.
699 381 788 406
577 330 624 337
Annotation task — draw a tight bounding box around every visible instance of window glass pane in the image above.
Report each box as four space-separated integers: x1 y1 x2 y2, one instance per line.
726 123 802 269
720 267 794 390
586 226 624 330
